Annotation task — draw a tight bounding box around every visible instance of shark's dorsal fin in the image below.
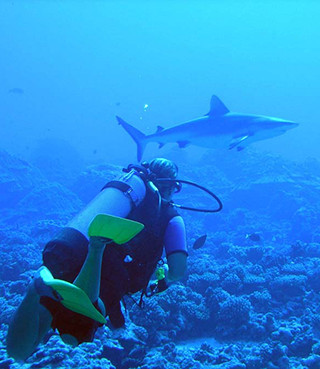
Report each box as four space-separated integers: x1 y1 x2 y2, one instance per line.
156 126 164 133
207 95 229 116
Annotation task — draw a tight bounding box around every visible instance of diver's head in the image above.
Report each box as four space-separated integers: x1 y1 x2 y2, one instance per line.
148 158 178 200
149 158 178 179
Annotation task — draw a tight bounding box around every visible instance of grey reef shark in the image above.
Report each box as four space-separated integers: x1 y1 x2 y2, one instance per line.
116 95 299 161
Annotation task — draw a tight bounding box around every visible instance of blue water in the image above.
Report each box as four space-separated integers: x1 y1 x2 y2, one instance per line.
1 1 320 368
1 1 319 165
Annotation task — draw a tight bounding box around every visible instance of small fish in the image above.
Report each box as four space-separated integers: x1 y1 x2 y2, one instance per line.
8 87 24 94
193 235 207 250
246 233 261 242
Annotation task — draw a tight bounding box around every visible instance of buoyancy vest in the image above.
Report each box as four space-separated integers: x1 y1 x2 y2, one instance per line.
120 189 179 294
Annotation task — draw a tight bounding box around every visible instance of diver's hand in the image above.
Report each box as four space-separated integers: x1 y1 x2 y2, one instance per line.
156 278 168 293
148 281 158 295
147 278 168 296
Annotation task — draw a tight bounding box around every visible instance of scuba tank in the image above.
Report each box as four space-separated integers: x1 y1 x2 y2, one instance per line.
67 169 146 237
42 169 147 279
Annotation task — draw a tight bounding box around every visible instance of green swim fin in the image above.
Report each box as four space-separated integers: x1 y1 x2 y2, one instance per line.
39 267 107 324
88 214 144 244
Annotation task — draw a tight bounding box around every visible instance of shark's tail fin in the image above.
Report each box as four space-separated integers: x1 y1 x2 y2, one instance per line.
116 116 146 161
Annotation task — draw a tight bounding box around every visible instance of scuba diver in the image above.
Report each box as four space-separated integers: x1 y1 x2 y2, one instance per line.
6 158 190 360
7 157 222 361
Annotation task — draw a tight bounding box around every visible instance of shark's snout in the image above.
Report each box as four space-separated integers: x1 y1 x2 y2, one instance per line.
266 119 299 131
285 122 299 130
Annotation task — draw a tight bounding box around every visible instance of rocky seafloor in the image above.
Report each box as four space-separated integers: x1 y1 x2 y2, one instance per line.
1 148 320 369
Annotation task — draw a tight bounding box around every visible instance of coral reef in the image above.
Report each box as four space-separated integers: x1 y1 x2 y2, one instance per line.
1 149 320 368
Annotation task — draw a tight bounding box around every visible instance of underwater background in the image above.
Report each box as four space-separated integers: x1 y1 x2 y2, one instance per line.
1 1 320 368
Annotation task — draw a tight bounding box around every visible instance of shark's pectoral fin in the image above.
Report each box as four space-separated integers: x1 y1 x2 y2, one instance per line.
177 140 190 148
229 135 249 150
206 95 230 117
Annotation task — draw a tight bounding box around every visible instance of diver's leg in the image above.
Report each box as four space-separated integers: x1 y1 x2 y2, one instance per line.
6 280 52 361
59 237 107 345
73 236 108 304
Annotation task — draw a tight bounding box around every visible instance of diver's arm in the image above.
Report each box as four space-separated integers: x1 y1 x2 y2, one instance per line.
167 252 187 282
164 216 188 283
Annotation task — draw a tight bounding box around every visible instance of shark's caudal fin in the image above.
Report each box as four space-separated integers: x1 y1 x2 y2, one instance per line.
116 116 146 161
